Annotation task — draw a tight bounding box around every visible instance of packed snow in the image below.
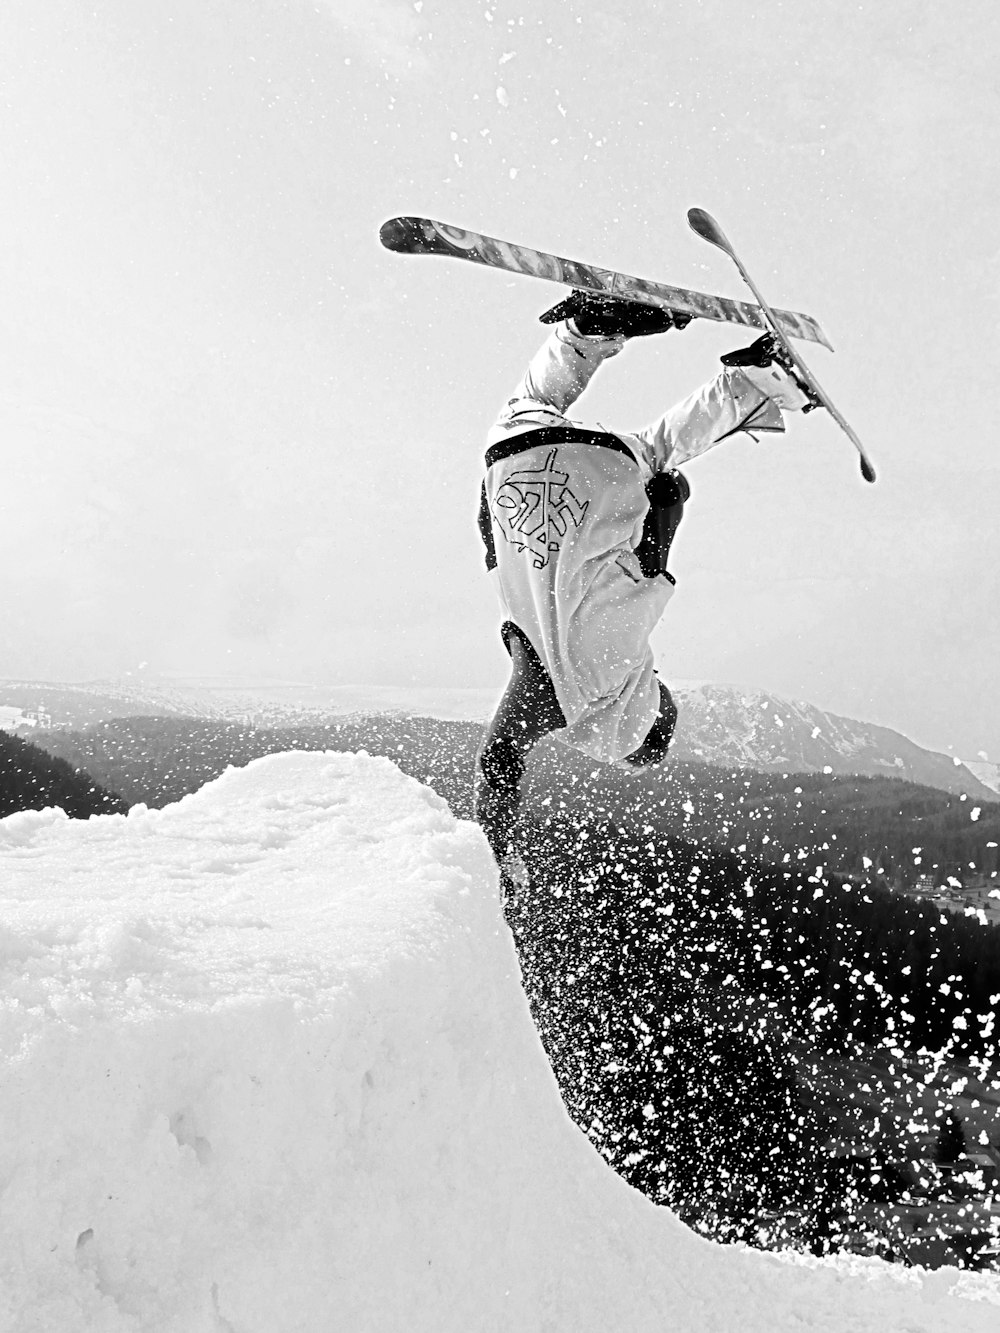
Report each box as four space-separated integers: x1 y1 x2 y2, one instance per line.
966 759 1000 797
0 751 997 1331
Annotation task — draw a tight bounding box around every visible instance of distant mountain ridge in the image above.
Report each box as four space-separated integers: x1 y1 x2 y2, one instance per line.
0 675 995 802
667 685 996 801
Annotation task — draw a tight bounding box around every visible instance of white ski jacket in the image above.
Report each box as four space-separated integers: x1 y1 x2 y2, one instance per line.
482 322 785 762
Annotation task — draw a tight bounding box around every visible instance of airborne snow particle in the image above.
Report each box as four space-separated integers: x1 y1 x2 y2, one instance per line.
496 86 509 107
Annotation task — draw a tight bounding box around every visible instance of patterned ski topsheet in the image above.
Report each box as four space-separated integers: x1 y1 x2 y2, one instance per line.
379 216 832 350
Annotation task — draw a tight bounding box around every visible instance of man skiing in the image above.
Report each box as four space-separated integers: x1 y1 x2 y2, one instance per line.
474 290 811 884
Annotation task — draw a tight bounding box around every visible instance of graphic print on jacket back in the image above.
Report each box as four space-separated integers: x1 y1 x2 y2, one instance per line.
491 448 589 570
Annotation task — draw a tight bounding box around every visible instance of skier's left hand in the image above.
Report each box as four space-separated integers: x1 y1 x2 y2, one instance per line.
540 290 692 338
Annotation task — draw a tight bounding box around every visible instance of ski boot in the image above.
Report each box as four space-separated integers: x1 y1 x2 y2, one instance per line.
540 289 691 338
721 333 816 412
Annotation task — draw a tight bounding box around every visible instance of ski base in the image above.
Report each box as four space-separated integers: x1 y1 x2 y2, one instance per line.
688 208 875 484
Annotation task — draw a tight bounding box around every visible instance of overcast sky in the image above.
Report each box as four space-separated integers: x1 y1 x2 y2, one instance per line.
1 0 998 759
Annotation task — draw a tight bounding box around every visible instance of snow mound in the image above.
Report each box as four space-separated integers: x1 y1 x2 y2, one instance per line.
0 752 997 1331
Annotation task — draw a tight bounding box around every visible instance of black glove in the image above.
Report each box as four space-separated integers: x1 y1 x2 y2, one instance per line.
721 333 816 406
539 290 691 338
720 333 789 370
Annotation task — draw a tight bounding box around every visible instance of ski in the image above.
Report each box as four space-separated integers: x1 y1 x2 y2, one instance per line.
687 208 876 484
379 215 832 349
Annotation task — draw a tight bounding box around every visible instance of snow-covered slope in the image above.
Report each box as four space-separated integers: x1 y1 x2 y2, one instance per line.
0 753 996 1330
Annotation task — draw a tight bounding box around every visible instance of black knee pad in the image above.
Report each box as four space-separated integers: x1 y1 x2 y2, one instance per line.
622 683 677 768
635 470 690 580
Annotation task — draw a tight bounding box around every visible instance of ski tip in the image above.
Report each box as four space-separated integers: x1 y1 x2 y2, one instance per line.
687 208 730 252
379 217 419 252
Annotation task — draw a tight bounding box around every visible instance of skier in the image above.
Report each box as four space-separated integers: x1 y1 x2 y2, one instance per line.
474 290 811 885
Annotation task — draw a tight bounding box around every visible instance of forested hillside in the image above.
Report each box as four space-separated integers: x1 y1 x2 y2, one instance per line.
0 730 127 819
525 749 1000 890
30 715 1000 1063
510 810 1000 1252
30 714 479 813
31 714 1000 887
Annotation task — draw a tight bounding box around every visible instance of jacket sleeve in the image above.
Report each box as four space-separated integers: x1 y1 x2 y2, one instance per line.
625 367 786 473
494 322 625 431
